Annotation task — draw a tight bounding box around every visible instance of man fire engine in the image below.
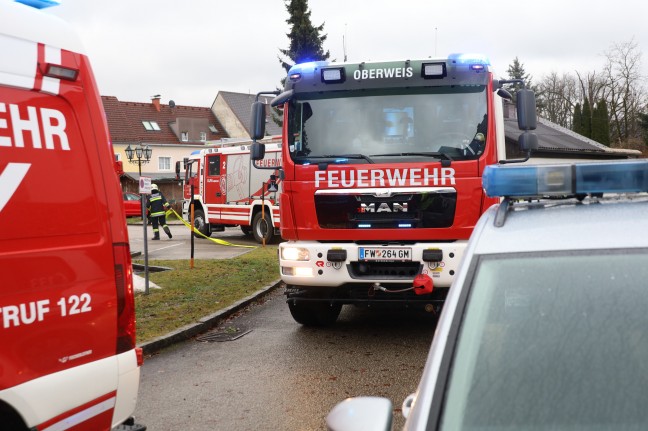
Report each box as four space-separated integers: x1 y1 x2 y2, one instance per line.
250 54 538 325
177 137 282 244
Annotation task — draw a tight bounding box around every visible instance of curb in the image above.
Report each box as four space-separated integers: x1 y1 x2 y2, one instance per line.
138 279 283 355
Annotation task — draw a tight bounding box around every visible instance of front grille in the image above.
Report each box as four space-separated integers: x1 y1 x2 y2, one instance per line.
348 261 423 280
315 191 456 229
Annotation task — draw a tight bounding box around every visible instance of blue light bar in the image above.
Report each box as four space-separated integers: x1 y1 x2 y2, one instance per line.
483 160 648 198
448 53 491 66
15 0 60 8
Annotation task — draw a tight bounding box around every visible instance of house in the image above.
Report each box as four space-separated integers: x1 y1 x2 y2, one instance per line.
102 95 229 204
211 91 282 139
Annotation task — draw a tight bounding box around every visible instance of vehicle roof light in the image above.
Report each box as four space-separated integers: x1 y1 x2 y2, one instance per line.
421 62 447 79
44 63 79 81
15 0 60 8
448 53 491 66
289 73 302 81
483 160 648 198
321 67 345 83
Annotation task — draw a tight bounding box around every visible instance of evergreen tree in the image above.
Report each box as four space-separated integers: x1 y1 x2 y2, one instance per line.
573 103 583 135
581 97 592 139
591 99 610 145
638 111 648 147
279 0 329 72
273 0 330 127
505 57 543 110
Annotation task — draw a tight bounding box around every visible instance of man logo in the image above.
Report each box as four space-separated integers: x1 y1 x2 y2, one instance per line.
359 202 408 213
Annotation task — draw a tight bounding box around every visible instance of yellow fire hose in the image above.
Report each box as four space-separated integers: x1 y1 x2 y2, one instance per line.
166 208 256 248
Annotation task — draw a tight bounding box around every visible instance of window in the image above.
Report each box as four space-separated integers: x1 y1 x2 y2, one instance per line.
207 155 220 176
200 132 207 142
440 250 648 430
158 156 171 170
115 153 121 161
142 121 161 131
181 132 188 142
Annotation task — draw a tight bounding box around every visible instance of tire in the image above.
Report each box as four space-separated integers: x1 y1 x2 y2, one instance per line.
192 209 211 238
252 211 275 243
288 301 342 326
241 225 252 236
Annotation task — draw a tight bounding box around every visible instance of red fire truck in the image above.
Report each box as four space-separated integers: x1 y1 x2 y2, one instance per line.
178 138 282 243
250 54 538 325
0 1 143 429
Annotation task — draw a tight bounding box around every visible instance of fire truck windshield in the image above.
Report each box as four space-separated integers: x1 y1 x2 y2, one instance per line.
287 85 488 164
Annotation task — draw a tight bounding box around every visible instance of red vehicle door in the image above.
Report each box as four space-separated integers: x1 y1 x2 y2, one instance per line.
203 153 227 219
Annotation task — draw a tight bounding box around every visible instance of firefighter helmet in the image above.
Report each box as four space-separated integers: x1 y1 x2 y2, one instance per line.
151 183 158 191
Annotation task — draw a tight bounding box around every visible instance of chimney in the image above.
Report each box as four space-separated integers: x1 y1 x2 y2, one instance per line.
151 94 161 112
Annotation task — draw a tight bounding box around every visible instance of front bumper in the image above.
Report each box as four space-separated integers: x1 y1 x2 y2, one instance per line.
279 240 467 289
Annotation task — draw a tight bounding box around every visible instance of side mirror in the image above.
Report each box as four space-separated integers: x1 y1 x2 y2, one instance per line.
267 174 278 192
326 397 393 431
250 101 267 140
251 142 265 161
516 89 537 131
518 131 538 152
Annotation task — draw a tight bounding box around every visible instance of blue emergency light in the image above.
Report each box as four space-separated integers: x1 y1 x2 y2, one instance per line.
483 160 648 198
15 0 60 8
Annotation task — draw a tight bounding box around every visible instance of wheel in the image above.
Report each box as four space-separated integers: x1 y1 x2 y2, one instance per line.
288 301 342 326
192 209 211 238
252 211 275 243
241 225 252 236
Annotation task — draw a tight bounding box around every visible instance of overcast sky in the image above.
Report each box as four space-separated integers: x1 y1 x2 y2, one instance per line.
48 0 647 108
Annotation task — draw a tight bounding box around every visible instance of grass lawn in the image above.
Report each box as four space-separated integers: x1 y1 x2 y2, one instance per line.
133 244 279 343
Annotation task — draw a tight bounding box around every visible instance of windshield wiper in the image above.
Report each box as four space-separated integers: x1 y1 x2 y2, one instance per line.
294 154 376 164
371 151 454 161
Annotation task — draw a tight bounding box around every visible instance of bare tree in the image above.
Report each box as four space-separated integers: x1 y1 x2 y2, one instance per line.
602 38 647 145
537 72 579 128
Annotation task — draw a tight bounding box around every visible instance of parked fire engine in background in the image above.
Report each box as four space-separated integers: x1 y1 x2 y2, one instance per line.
0 1 144 430
251 54 538 325
176 137 282 244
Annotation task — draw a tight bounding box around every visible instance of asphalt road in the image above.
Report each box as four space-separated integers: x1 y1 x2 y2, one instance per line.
133 288 437 431
128 220 437 430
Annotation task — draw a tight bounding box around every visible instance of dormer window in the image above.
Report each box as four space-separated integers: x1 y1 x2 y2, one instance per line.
142 121 160 131
181 131 189 142
200 132 207 142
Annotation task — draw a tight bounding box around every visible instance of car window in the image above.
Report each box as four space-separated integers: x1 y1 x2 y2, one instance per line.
439 249 648 430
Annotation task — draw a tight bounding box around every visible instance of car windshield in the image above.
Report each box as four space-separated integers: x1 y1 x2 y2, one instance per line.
286 86 487 164
440 249 648 431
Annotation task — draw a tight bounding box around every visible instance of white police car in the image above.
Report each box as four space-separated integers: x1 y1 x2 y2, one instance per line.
327 160 648 431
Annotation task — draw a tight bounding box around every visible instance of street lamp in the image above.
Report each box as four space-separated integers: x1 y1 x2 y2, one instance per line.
125 144 153 294
124 144 152 175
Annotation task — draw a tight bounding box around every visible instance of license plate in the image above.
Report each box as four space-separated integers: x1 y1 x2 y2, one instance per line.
359 247 412 261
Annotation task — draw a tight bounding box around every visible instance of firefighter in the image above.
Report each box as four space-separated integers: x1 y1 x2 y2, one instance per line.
146 184 172 240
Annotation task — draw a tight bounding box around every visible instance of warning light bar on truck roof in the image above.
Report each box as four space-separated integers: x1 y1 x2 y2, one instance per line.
15 0 60 8
483 160 648 198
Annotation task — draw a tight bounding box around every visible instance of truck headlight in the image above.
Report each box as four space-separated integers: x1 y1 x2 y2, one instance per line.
281 247 310 261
